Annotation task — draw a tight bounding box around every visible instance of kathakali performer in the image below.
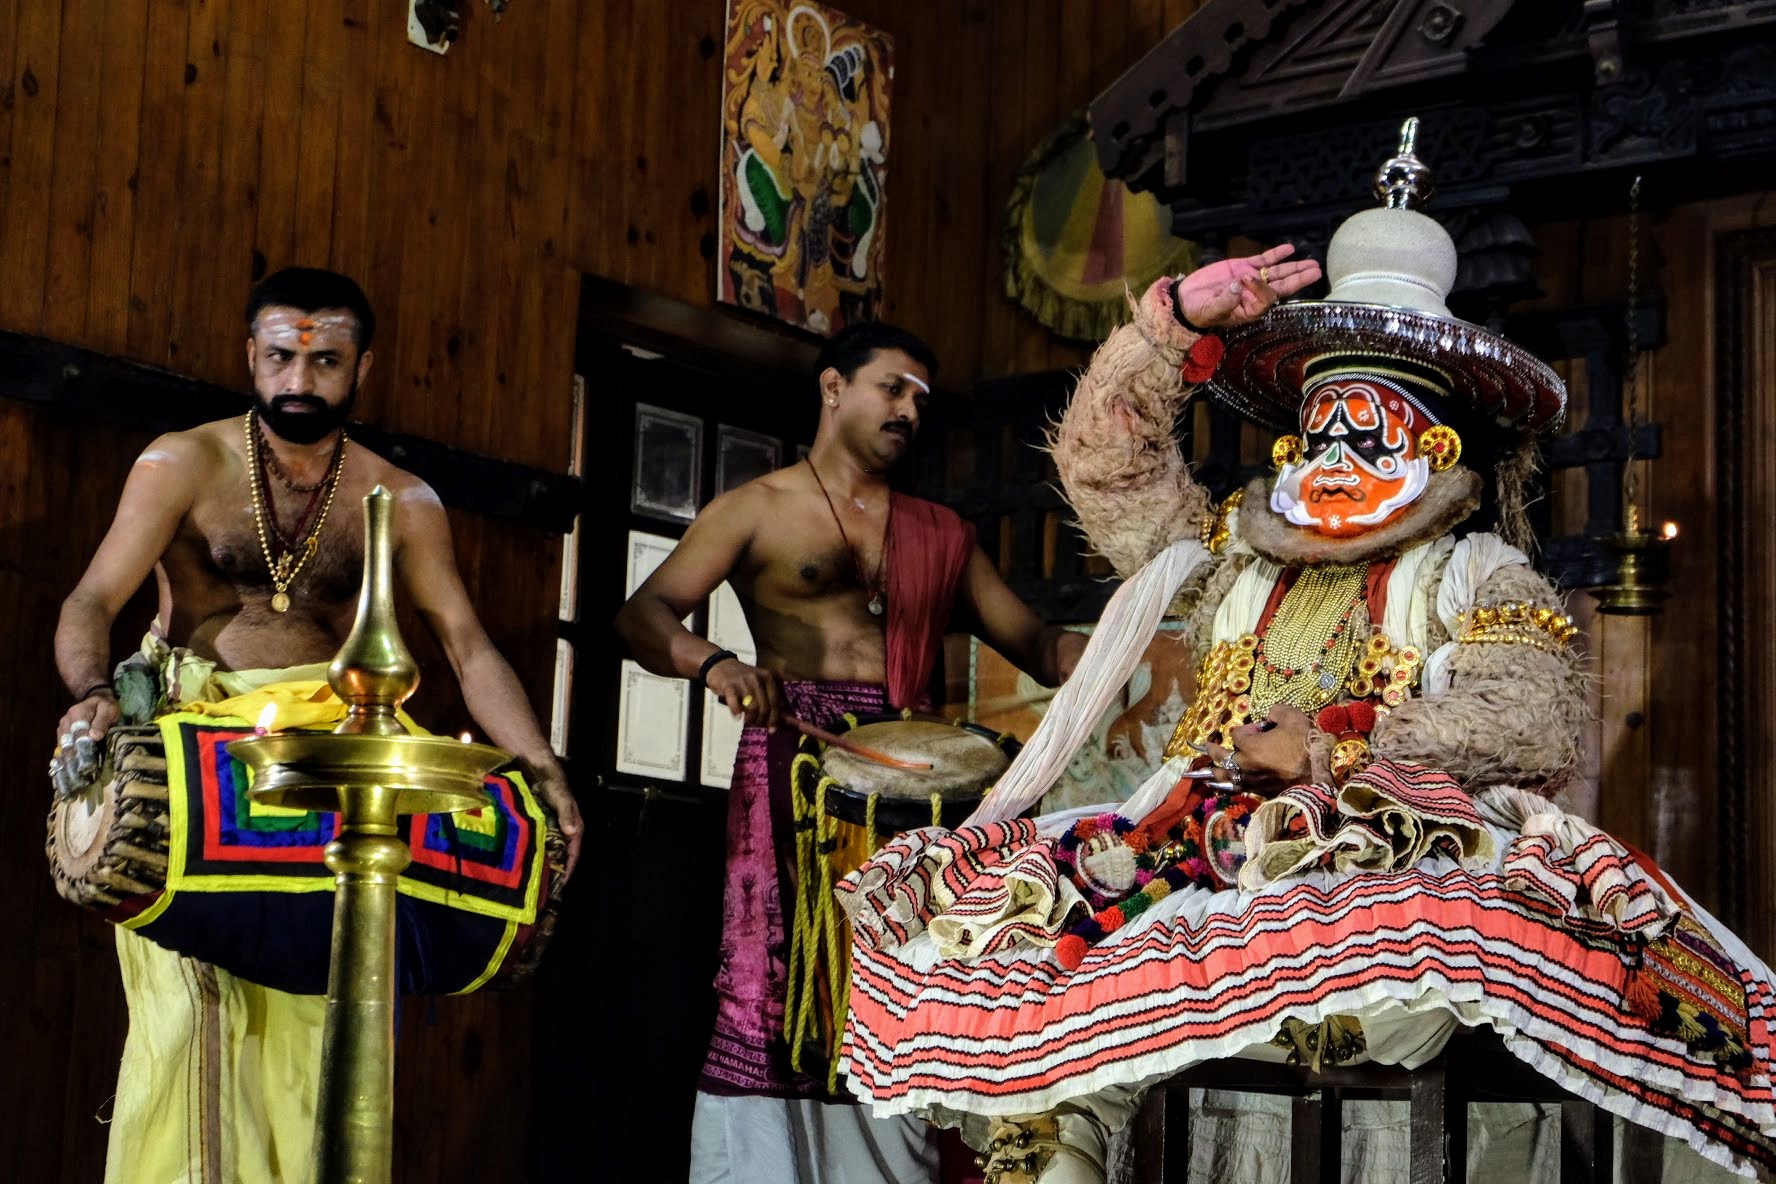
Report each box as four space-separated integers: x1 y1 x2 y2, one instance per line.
833 126 1776 1182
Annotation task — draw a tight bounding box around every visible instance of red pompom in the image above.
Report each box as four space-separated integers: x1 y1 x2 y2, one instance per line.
1181 334 1225 384
1344 701 1378 734
1056 935 1088 971
1316 704 1349 735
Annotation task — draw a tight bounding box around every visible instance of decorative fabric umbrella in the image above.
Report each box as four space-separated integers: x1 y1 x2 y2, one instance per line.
1004 113 1197 341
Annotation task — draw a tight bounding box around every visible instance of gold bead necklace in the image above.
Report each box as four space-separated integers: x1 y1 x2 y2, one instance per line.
1249 564 1370 715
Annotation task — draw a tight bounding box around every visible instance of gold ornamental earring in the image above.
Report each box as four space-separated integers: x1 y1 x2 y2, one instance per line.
1271 434 1304 470
1418 425 1462 471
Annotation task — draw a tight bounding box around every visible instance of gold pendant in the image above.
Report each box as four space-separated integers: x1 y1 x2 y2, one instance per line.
272 591 291 613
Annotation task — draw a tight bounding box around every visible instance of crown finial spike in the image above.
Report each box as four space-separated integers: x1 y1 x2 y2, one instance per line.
1374 116 1436 211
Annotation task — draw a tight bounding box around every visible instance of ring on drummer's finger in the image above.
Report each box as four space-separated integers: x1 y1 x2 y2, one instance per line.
742 694 755 708
1259 265 1271 284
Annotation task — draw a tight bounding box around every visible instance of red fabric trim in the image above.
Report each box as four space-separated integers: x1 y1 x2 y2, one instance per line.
885 494 975 710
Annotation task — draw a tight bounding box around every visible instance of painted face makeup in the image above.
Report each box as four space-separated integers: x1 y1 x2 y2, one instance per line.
1270 379 1431 538
255 309 358 357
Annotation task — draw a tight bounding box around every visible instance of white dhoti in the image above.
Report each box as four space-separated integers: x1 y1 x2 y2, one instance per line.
689 1090 939 1184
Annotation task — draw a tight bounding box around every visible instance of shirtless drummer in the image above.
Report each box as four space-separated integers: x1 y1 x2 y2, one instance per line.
50 266 580 1184
617 320 1087 1184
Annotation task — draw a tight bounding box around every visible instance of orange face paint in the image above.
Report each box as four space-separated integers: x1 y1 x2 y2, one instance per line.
1270 381 1432 538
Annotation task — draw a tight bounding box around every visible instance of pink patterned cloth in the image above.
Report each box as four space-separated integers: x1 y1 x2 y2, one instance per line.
699 680 888 1098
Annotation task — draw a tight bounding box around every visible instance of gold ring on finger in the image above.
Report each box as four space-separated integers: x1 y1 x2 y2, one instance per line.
1260 265 1271 284
742 695 755 708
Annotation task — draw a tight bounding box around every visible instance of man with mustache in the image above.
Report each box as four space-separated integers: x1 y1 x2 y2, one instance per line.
52 266 580 1183
616 321 1087 1183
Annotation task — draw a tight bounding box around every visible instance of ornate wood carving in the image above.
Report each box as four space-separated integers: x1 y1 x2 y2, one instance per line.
1090 0 1776 250
1714 226 1776 958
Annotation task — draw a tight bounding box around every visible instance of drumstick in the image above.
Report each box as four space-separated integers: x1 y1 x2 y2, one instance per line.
781 715 935 771
948 688 1059 719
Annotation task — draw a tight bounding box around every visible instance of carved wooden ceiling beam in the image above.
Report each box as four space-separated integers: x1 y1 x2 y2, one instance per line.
1088 0 1776 244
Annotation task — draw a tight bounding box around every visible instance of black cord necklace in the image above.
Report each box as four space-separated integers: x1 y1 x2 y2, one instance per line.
805 457 890 616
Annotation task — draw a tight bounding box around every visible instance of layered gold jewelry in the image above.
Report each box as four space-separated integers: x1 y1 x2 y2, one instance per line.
1346 630 1426 707
1198 489 1244 555
245 410 347 613
1248 564 1370 715
1459 602 1578 652
1165 636 1257 757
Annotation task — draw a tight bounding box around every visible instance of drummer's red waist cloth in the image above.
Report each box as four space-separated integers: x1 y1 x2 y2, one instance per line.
700 494 974 1098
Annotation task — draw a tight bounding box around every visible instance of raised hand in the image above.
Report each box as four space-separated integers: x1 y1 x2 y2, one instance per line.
1176 243 1323 331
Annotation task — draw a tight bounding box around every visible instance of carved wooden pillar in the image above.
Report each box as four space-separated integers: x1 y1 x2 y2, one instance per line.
1716 227 1776 961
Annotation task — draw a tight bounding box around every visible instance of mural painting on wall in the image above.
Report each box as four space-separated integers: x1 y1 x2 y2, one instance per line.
948 624 1195 814
718 0 894 336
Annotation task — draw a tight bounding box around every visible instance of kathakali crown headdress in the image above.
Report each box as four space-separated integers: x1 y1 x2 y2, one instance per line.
1206 118 1567 438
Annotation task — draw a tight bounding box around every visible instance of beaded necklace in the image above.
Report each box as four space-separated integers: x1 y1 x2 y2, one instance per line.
1248 563 1369 715
245 410 347 612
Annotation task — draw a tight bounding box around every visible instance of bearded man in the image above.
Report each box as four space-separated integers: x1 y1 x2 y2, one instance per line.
51 267 579 1184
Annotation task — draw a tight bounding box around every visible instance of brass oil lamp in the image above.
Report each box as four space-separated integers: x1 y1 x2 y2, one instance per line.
229 486 511 1184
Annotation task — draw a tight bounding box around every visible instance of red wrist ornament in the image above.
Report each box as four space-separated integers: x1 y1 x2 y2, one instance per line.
1181 334 1225 384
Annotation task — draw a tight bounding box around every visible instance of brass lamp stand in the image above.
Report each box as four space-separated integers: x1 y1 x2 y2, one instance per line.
1592 504 1676 616
229 486 511 1184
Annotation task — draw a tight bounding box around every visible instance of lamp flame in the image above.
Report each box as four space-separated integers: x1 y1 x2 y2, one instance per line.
1660 520 1679 541
255 703 279 736
459 731 473 744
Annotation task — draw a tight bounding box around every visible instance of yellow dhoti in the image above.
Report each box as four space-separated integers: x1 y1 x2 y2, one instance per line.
108 926 325 1184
